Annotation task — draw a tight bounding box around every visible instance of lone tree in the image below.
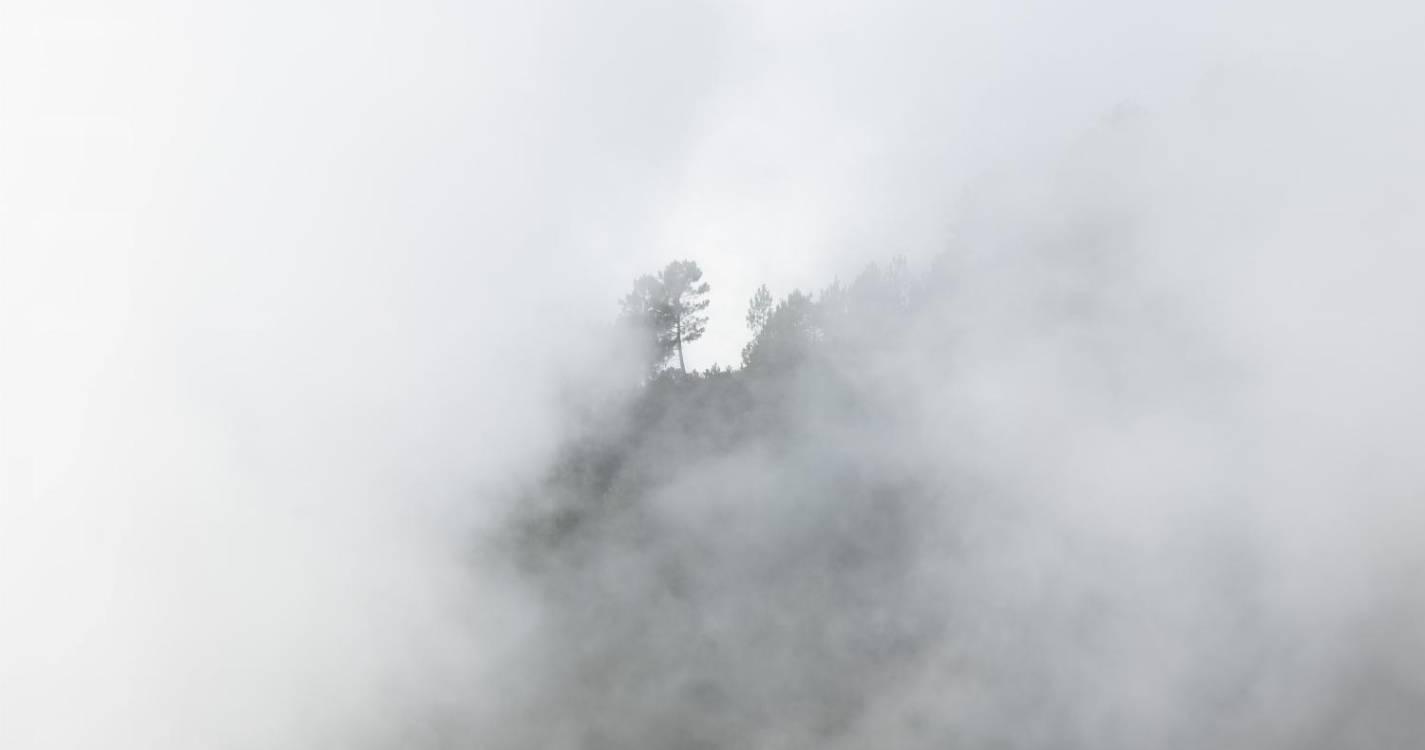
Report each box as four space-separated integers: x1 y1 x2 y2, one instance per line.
619 260 711 375
660 260 710 373
745 284 774 334
620 273 676 371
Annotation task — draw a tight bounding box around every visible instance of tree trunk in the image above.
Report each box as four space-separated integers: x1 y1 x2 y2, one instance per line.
676 317 686 374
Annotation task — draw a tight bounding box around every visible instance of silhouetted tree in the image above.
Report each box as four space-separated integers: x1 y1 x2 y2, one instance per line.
741 284 774 365
620 273 678 373
619 260 712 375
741 290 819 372
745 284 774 332
660 260 711 374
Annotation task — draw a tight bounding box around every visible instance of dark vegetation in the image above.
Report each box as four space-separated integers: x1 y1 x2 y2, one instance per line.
523 256 939 554
500 257 973 747
486 240 1388 748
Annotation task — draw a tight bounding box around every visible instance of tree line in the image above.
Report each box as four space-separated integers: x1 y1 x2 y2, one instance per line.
619 256 924 379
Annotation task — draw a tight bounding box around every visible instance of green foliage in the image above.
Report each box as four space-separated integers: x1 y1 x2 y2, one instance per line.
506 256 951 746
745 284 774 334
529 256 942 551
740 289 821 372
619 260 712 375
619 273 678 373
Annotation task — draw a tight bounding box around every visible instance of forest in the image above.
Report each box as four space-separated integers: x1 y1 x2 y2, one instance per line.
503 257 957 747
9 1 1425 746
487 249 1274 749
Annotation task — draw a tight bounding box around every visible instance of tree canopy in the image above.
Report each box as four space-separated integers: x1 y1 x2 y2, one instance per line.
619 259 711 375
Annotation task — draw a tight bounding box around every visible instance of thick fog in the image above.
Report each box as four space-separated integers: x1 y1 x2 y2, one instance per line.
3 0 1425 747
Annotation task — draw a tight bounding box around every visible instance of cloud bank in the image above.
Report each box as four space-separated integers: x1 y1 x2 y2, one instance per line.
3 0 1424 747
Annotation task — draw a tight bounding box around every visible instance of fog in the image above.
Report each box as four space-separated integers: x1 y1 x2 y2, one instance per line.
3 0 1424 747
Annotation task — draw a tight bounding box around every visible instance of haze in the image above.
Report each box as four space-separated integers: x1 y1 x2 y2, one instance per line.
3 0 1424 747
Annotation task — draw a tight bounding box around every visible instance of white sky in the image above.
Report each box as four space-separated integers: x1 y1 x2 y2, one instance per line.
1 0 1304 371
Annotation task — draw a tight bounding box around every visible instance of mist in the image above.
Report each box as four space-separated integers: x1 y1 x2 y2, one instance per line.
3 0 1425 747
